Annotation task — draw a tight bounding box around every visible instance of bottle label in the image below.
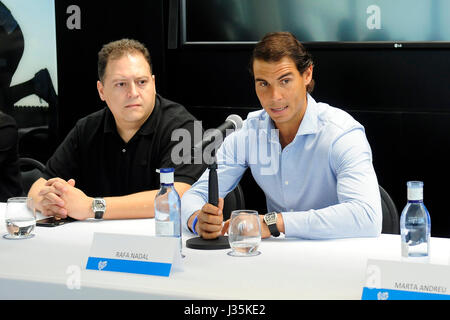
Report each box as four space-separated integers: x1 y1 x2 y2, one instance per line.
156 221 174 236
407 188 423 201
160 172 174 184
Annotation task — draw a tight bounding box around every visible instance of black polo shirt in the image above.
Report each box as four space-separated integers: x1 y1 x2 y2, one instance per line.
44 95 206 197
0 112 23 201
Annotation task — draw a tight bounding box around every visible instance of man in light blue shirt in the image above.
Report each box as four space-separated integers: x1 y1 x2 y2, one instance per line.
181 32 381 240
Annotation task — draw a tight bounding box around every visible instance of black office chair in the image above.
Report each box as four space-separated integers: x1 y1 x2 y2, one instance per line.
222 183 246 221
18 126 55 164
18 157 46 195
379 185 400 234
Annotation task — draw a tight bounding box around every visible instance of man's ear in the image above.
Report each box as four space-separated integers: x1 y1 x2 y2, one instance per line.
303 65 313 86
152 74 156 93
97 80 105 101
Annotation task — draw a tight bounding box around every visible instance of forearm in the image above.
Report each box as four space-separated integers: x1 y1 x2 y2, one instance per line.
102 190 158 219
101 182 191 220
187 210 200 233
281 199 381 239
181 189 207 232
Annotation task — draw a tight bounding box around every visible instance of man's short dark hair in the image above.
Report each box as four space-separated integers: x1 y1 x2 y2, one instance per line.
250 31 315 93
98 39 152 82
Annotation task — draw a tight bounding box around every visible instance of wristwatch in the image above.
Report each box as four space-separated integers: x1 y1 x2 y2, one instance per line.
264 212 280 237
92 198 106 220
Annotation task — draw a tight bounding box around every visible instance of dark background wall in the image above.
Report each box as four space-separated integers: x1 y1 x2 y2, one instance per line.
44 0 450 237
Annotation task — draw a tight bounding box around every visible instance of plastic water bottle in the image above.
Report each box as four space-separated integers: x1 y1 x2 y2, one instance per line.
400 181 431 259
154 168 182 253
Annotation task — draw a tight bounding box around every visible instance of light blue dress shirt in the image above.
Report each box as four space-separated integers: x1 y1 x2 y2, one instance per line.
181 95 382 239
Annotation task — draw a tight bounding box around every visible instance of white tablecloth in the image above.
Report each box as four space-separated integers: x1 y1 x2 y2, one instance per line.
1 203 449 299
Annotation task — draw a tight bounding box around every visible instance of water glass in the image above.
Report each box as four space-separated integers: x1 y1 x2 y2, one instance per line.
3 197 36 240
227 210 261 257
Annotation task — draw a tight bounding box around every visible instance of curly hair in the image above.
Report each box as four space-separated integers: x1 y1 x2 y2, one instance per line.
249 32 315 93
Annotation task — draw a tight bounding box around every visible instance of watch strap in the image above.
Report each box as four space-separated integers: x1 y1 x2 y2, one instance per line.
94 210 104 220
267 222 280 237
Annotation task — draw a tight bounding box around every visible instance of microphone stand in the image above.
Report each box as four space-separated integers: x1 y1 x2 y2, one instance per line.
185 148 230 250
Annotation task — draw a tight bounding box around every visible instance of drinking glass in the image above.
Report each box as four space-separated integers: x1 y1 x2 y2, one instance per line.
227 210 261 257
3 197 36 240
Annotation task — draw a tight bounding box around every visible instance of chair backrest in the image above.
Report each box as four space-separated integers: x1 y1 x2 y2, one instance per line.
379 185 400 234
222 183 246 221
18 157 46 195
18 126 54 164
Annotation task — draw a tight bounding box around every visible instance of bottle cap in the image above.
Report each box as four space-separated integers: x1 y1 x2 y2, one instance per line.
407 181 423 200
157 168 174 184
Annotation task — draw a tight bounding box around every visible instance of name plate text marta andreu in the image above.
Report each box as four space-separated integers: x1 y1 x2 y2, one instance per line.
86 232 182 277
362 259 450 300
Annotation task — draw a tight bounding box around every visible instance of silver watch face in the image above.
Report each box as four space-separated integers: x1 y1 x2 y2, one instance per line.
264 212 277 225
93 199 106 211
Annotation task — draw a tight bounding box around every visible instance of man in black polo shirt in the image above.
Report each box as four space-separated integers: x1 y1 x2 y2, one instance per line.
28 39 205 220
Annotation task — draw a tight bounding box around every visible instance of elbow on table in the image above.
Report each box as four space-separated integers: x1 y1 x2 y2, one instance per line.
366 220 382 238
364 203 382 237
350 199 382 238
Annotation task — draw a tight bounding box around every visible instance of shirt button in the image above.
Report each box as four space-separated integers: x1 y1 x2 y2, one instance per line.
285 181 289 185
122 148 126 153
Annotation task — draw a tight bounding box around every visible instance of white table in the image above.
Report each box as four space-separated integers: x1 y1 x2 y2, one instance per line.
1 203 449 300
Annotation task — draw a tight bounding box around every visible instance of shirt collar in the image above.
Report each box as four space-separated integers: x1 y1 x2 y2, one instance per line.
264 93 319 141
103 108 116 133
137 95 160 136
296 93 319 136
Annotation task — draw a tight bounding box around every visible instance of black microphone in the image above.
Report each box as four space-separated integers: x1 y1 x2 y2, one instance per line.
193 114 243 151
208 161 219 207
186 157 229 250
203 115 243 208
186 114 243 251
186 156 228 250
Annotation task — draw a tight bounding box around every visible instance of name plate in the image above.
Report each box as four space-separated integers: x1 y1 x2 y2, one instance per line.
86 232 182 277
362 259 450 300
